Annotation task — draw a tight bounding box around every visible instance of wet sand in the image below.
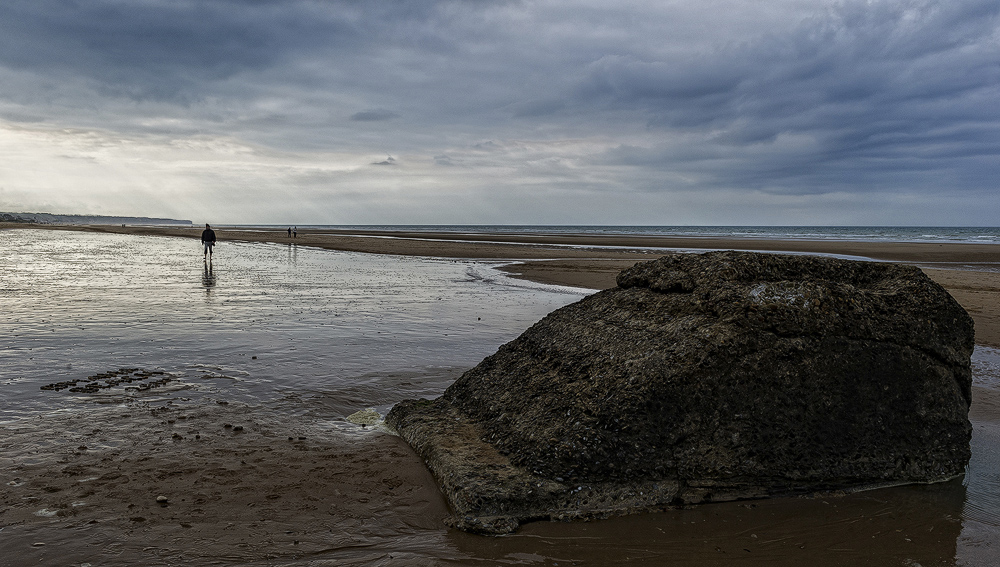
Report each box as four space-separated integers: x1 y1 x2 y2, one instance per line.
26 223 1000 346
0 391 996 566
2 223 999 566
3 374 996 566
0 401 451 565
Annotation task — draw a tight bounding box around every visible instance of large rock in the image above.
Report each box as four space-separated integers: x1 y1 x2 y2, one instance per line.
386 251 974 534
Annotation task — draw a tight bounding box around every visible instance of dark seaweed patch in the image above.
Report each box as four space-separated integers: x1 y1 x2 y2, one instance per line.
40 368 171 394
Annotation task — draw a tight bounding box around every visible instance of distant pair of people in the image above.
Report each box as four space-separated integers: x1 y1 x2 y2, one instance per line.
287 226 297 238
201 224 216 258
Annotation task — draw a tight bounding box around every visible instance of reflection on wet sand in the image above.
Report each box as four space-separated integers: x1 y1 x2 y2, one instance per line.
202 259 216 294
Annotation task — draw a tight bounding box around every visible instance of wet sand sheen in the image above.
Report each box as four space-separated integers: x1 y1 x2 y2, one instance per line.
24 223 1000 346
1 224 999 566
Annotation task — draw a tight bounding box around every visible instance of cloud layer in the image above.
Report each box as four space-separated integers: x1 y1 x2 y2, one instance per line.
0 0 997 224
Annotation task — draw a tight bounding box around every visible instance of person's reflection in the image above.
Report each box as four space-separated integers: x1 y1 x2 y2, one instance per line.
202 259 217 295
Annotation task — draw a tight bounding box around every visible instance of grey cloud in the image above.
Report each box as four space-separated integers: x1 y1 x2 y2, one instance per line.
0 1 324 100
0 0 535 146
2 0 999 223
586 0 1000 194
351 109 399 122
471 140 501 151
0 0 472 102
582 55 745 104
0 111 46 123
510 99 566 118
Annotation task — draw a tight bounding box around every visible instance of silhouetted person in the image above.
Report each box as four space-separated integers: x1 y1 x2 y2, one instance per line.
287 227 292 237
201 223 217 259
293 226 297 238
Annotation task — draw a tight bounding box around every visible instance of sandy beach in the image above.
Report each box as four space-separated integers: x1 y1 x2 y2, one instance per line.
1 223 998 566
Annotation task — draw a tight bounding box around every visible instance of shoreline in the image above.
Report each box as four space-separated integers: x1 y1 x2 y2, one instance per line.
2 223 998 566
10 222 1000 261
7 223 1000 347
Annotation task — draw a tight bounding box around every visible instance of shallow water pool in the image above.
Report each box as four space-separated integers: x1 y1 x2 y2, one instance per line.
0 229 586 420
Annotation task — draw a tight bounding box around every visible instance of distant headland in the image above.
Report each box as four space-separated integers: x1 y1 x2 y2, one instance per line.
0 212 192 225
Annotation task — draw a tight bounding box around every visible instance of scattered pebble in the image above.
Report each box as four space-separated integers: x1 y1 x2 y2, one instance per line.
233 425 244 432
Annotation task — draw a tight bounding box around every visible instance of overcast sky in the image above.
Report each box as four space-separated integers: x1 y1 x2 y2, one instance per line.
0 0 997 225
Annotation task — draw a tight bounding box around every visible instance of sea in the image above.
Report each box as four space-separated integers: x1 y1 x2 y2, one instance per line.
1 227 998 566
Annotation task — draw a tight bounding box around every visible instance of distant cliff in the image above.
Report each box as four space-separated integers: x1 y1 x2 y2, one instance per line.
0 212 192 225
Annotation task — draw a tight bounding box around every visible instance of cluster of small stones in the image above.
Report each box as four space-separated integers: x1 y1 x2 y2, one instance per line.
40 368 170 393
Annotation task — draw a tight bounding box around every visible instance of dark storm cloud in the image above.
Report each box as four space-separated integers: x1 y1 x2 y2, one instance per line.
0 1 329 100
2 0 999 223
0 0 473 102
585 1 1000 193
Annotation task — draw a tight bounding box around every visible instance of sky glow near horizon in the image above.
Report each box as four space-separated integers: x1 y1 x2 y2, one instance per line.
0 0 998 225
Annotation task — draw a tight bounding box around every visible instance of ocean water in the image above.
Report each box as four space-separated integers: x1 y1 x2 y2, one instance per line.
1 228 998 566
240 225 1000 245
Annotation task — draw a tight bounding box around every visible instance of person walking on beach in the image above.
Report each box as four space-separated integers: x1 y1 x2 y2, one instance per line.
293 226 297 238
287 227 292 237
202 223 217 259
